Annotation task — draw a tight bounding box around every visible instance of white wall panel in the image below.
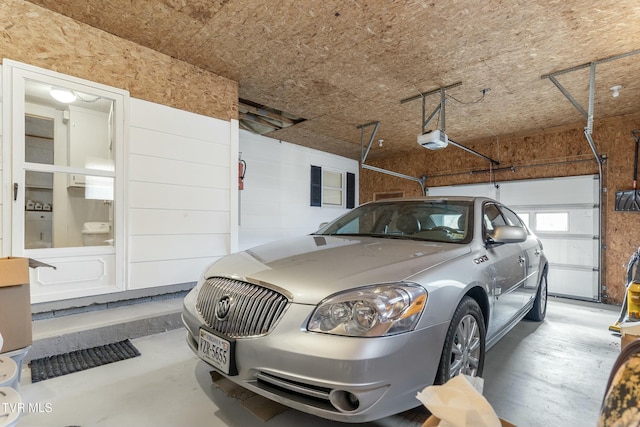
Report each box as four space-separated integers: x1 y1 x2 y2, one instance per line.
129 154 230 188
128 98 235 290
128 257 216 290
130 127 230 166
129 209 229 235
128 182 229 211
238 130 358 250
130 98 229 142
128 234 228 263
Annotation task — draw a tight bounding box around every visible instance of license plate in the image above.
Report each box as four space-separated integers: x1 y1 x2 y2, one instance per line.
198 328 237 375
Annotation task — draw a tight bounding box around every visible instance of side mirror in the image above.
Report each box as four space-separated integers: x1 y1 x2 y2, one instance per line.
488 225 527 244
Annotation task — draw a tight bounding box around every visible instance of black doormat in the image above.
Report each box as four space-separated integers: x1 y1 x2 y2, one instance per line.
29 339 141 383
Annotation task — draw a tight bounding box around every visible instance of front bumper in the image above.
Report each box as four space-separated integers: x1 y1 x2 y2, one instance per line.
182 287 448 423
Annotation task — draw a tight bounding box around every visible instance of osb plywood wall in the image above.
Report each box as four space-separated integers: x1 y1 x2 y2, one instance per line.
0 0 237 121
4 0 637 307
362 113 640 305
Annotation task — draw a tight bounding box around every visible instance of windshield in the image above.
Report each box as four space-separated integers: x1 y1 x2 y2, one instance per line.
316 200 473 244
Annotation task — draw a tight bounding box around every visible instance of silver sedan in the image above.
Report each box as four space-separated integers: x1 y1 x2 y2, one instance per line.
182 196 548 422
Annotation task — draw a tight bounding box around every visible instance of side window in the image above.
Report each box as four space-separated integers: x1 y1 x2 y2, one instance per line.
500 205 526 230
483 203 506 234
310 165 356 208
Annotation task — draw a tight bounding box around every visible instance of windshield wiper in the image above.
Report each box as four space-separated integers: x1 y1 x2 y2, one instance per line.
367 233 409 240
319 232 429 241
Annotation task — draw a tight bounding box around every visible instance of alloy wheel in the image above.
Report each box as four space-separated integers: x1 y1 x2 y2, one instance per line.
449 313 482 378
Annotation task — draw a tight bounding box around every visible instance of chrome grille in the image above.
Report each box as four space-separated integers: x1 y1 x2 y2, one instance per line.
196 277 290 338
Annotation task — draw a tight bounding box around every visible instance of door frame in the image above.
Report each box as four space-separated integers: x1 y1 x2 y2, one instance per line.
2 59 129 302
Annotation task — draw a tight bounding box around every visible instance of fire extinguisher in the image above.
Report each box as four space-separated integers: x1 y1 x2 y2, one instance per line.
238 158 246 190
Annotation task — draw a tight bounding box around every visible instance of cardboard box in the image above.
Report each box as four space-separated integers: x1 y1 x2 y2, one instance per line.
620 322 640 350
0 257 29 288
0 257 32 352
423 414 516 427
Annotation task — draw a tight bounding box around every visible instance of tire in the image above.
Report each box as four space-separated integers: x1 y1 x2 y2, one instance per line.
525 271 548 321
435 296 486 385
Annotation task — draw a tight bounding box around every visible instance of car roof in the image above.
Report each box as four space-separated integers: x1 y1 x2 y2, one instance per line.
364 195 496 204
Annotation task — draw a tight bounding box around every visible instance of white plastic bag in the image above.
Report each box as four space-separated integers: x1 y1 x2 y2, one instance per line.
416 375 501 427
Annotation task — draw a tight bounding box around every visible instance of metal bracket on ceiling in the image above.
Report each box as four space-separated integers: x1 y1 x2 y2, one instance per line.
541 48 640 303
401 81 462 133
400 82 500 166
359 121 380 165
358 121 427 195
541 48 640 139
448 139 499 165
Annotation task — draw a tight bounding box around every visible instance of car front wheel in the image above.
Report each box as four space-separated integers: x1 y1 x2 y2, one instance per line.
435 296 486 384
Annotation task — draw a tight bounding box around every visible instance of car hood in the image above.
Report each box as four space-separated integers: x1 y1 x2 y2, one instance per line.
204 235 470 304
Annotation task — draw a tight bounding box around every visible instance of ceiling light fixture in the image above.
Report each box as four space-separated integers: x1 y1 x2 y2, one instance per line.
50 87 77 103
610 85 622 98
75 91 101 103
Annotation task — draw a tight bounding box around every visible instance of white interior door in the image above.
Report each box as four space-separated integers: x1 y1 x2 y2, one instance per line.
4 60 128 303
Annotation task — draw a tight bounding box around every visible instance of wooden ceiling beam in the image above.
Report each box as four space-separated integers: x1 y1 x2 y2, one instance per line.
239 101 298 126
239 112 281 131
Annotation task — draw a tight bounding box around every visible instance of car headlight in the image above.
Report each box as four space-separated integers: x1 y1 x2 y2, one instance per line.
307 284 427 337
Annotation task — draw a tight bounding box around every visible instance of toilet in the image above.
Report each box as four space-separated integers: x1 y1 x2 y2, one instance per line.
81 222 112 246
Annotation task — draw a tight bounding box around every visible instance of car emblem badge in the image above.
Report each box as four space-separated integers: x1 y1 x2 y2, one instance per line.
215 295 232 321
474 255 489 264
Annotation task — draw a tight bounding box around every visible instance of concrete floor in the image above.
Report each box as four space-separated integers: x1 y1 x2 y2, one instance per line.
14 297 622 427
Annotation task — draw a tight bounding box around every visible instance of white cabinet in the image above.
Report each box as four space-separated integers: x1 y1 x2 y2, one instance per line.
25 211 52 249
25 171 53 189
67 105 112 187
24 126 54 231
25 124 54 189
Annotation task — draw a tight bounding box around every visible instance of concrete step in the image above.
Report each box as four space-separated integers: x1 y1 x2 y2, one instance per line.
27 295 185 362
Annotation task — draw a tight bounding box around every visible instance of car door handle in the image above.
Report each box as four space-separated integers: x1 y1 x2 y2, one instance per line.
518 256 525 265
534 249 540 256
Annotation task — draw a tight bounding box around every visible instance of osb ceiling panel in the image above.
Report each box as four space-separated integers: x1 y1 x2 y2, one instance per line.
27 0 640 160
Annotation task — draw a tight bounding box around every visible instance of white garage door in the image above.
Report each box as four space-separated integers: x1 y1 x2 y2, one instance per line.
428 175 600 301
